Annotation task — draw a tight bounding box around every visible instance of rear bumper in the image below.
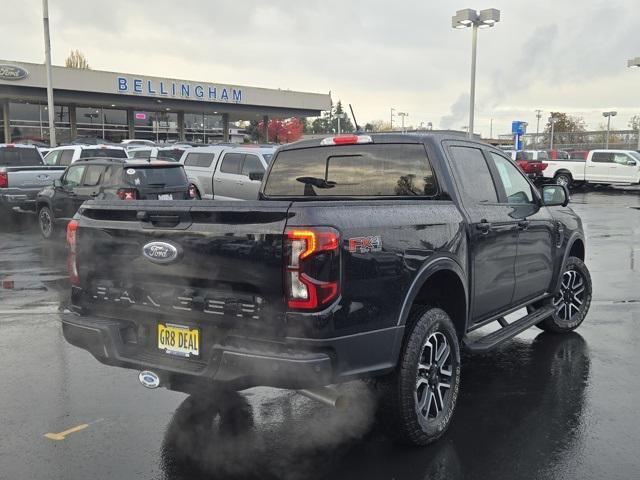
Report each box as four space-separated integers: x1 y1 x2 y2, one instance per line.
0 188 39 210
61 311 403 392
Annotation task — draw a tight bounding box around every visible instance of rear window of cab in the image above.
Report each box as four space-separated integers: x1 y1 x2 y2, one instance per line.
80 148 128 159
264 144 437 197
122 165 187 187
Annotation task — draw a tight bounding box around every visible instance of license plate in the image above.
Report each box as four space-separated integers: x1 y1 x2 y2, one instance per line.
157 323 199 357
158 193 173 200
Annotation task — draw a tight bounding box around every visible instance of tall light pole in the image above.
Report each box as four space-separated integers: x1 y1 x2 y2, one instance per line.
452 8 501 139
390 107 396 130
42 0 56 146
602 111 617 149
398 112 408 132
535 109 542 148
627 58 640 149
549 116 558 150
336 113 346 134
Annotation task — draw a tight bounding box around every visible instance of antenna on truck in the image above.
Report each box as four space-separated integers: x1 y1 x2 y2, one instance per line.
349 104 361 132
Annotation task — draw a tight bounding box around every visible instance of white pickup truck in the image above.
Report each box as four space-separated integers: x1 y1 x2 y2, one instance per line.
542 149 640 187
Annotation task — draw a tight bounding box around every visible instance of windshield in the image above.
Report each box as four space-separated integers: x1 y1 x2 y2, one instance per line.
122 165 187 187
629 151 640 162
0 147 43 166
80 148 128 159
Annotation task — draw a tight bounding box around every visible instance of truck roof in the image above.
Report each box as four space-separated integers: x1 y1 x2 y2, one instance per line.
278 132 483 152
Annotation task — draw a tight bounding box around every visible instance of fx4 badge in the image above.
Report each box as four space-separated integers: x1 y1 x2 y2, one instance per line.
348 236 382 254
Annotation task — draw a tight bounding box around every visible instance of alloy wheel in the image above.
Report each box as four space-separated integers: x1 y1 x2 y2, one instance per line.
556 175 569 187
553 269 586 322
39 209 52 237
415 331 453 423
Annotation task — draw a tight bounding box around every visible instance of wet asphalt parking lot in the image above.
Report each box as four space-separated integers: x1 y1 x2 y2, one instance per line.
1 187 639 480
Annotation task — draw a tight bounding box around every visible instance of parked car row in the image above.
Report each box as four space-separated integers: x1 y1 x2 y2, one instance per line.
506 148 640 188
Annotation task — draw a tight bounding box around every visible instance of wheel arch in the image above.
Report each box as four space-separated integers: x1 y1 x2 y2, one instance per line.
553 232 586 292
554 169 573 178
397 256 468 337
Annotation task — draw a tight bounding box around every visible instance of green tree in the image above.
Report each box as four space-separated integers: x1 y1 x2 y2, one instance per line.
544 112 586 148
65 50 90 69
332 101 355 133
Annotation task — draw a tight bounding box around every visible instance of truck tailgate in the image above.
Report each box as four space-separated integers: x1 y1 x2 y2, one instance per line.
5 166 65 189
75 200 291 336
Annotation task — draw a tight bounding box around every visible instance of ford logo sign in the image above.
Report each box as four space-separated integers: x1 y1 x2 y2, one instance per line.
0 64 29 81
142 241 179 264
138 370 160 389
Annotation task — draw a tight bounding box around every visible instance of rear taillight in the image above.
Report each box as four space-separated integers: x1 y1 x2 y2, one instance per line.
66 220 79 285
0 172 7 188
320 135 372 146
539 162 548 171
285 227 340 310
117 188 138 200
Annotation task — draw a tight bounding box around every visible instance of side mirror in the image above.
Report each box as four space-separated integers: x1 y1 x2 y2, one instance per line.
248 171 264 182
53 179 62 188
541 184 569 207
626 160 637 166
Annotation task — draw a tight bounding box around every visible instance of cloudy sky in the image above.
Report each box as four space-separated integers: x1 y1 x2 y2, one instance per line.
2 0 639 137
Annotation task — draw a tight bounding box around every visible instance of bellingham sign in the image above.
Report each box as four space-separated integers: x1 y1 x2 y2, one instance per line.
117 76 242 104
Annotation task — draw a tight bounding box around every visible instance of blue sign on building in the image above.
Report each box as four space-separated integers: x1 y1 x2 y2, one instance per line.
116 76 242 104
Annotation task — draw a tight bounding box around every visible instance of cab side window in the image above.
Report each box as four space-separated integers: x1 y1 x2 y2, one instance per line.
62 165 86 187
449 146 498 204
591 152 613 163
219 153 243 174
613 153 632 165
82 165 105 187
489 153 534 204
58 149 75 166
44 150 59 166
241 154 263 178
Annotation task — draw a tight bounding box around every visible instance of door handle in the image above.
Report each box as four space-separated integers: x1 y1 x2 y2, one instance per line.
476 222 492 234
518 220 530 230
214 178 222 182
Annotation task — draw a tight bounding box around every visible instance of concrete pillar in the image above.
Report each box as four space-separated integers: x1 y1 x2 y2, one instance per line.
222 113 230 142
69 104 77 139
2 100 10 143
262 115 269 143
177 111 185 142
126 108 135 138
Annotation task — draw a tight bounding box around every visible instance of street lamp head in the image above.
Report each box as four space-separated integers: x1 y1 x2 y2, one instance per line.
602 111 617 117
452 8 478 28
479 8 501 25
627 57 640 68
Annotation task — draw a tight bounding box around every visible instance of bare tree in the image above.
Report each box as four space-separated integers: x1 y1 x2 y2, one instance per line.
65 50 90 69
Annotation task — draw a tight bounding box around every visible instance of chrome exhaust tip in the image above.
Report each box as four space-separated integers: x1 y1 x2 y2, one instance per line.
298 386 349 409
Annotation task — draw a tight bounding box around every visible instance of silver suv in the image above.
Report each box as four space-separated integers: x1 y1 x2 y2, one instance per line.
180 145 276 200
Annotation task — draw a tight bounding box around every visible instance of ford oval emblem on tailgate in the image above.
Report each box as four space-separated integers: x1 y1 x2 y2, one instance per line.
142 241 179 264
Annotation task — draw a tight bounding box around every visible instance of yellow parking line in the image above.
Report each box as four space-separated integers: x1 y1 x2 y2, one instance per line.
44 418 103 441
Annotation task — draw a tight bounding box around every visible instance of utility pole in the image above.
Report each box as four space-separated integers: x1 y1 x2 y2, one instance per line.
489 118 493 138
535 109 542 148
398 112 408 133
42 0 56 146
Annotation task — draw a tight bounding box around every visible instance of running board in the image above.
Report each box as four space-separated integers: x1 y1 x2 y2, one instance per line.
464 306 555 353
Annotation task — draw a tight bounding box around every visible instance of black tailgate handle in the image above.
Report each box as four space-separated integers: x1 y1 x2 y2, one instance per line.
137 210 191 229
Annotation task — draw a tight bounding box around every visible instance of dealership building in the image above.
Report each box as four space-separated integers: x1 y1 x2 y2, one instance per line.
0 60 331 145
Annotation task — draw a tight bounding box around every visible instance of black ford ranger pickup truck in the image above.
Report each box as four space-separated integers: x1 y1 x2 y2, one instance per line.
61 133 592 446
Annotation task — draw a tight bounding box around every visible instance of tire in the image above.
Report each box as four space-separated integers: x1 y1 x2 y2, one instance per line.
376 306 461 446
38 205 55 240
554 172 572 188
535 257 592 333
189 184 201 200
